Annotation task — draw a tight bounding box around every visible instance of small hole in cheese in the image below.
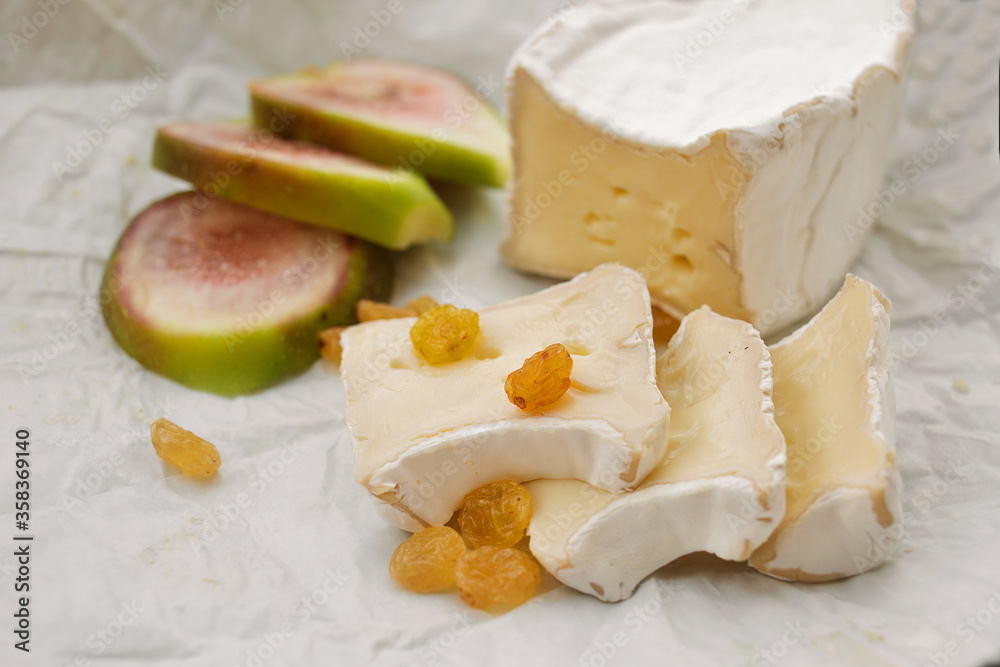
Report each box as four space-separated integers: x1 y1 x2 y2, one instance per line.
671 255 694 273
672 227 692 242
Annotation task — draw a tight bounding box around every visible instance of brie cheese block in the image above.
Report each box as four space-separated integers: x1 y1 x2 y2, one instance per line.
525 306 786 602
341 264 671 530
749 276 901 581
502 0 915 335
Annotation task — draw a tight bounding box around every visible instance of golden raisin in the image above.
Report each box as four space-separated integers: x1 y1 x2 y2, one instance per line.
404 295 441 314
455 546 541 608
409 304 479 365
356 299 416 322
389 526 466 593
458 480 532 549
150 418 221 477
319 326 346 362
505 343 573 411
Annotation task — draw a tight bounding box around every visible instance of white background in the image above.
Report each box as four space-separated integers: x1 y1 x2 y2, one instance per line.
0 0 999 665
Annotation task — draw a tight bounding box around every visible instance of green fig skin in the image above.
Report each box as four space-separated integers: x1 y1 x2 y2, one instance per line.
249 61 512 188
100 194 393 397
153 122 452 250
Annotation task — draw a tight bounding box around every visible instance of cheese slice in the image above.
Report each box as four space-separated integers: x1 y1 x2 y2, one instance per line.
341 264 671 530
502 0 914 335
525 306 786 602
749 276 901 581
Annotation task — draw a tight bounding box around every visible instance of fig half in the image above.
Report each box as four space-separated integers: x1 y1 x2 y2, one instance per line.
249 60 511 188
101 192 392 396
153 121 452 250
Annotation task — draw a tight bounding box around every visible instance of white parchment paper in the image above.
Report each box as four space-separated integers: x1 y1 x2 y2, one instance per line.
1 1 999 665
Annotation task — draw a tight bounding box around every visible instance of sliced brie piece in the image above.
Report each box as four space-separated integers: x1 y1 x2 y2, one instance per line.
502 0 914 335
525 306 785 602
749 276 901 581
341 264 670 530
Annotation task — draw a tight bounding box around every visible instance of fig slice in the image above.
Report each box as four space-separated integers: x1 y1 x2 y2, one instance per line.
153 121 452 250
249 60 511 188
101 192 393 396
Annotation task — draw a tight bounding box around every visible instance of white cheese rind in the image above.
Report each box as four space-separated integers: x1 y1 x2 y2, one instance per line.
750 475 902 581
367 417 656 528
749 275 902 581
526 307 786 602
503 0 915 335
342 264 671 529
508 0 910 152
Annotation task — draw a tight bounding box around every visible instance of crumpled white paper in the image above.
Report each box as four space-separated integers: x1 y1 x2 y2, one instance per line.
1 0 999 665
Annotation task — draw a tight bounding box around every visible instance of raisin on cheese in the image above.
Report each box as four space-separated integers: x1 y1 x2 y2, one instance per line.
341 264 671 530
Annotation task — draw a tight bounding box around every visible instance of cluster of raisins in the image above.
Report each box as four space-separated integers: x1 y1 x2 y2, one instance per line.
389 480 541 609
353 306 579 608
319 294 443 363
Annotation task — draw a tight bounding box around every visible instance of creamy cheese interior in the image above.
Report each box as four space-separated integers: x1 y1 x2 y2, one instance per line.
504 70 749 321
769 277 895 526
650 309 782 489
526 307 785 601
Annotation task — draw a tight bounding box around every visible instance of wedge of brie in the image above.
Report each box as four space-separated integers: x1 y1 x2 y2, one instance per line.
749 276 901 581
341 264 670 530
525 306 786 602
502 0 915 335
